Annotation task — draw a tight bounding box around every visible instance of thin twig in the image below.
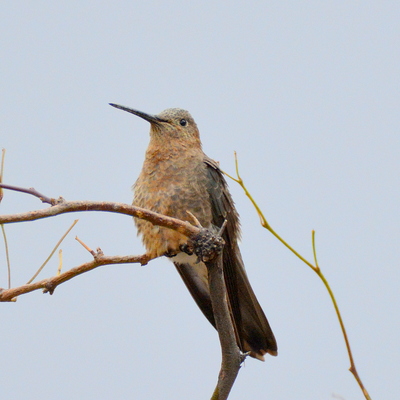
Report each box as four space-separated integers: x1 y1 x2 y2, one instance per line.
0 150 10 288
186 210 202 227
1 224 11 289
57 249 63 276
225 153 371 400
26 219 79 284
311 230 320 272
311 233 370 399
0 148 5 203
75 236 96 256
0 149 5 178
0 183 54 204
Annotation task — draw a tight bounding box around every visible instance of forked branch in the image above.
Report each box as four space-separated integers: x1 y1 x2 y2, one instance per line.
225 152 372 400
0 183 242 399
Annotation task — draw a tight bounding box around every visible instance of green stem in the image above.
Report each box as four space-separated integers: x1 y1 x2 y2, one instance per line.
225 153 371 400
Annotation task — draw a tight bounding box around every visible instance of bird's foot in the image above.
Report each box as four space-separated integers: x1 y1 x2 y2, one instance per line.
164 250 178 258
179 243 194 256
190 228 225 264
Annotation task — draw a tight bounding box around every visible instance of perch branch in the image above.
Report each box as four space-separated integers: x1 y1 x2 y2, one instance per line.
0 187 198 239
0 253 150 302
208 253 243 400
0 182 245 399
190 228 243 400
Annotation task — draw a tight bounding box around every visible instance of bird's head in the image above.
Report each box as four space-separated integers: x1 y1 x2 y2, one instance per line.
110 103 201 146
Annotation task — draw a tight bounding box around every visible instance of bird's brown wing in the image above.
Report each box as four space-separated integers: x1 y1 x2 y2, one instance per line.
203 156 277 359
175 156 277 360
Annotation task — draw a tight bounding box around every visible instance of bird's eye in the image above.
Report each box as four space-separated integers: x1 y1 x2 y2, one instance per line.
179 119 187 126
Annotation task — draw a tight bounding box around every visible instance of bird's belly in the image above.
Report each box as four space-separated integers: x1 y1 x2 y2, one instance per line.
170 252 209 288
134 221 189 258
172 252 200 266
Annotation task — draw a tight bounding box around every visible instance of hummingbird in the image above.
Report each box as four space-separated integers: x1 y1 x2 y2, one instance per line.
110 103 277 360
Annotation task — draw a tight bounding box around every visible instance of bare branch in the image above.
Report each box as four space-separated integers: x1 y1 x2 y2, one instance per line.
0 253 151 302
0 148 5 202
0 184 200 303
0 198 199 242
57 249 63 276
208 253 243 400
75 235 97 256
0 196 199 239
0 183 54 204
1 224 11 289
190 228 243 400
0 182 245 399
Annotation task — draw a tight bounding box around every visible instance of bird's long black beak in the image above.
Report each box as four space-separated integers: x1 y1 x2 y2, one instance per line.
109 103 166 124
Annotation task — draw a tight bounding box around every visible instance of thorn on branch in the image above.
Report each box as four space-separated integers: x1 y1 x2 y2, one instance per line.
94 248 104 259
43 280 57 295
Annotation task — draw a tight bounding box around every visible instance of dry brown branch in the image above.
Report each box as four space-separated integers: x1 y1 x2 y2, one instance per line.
0 253 150 301
75 235 96 255
0 183 53 204
208 253 243 400
57 249 63 275
190 228 243 400
0 183 241 399
0 196 198 239
1 224 11 288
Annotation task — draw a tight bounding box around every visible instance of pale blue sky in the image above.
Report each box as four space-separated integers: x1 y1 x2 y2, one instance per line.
1 2 399 399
